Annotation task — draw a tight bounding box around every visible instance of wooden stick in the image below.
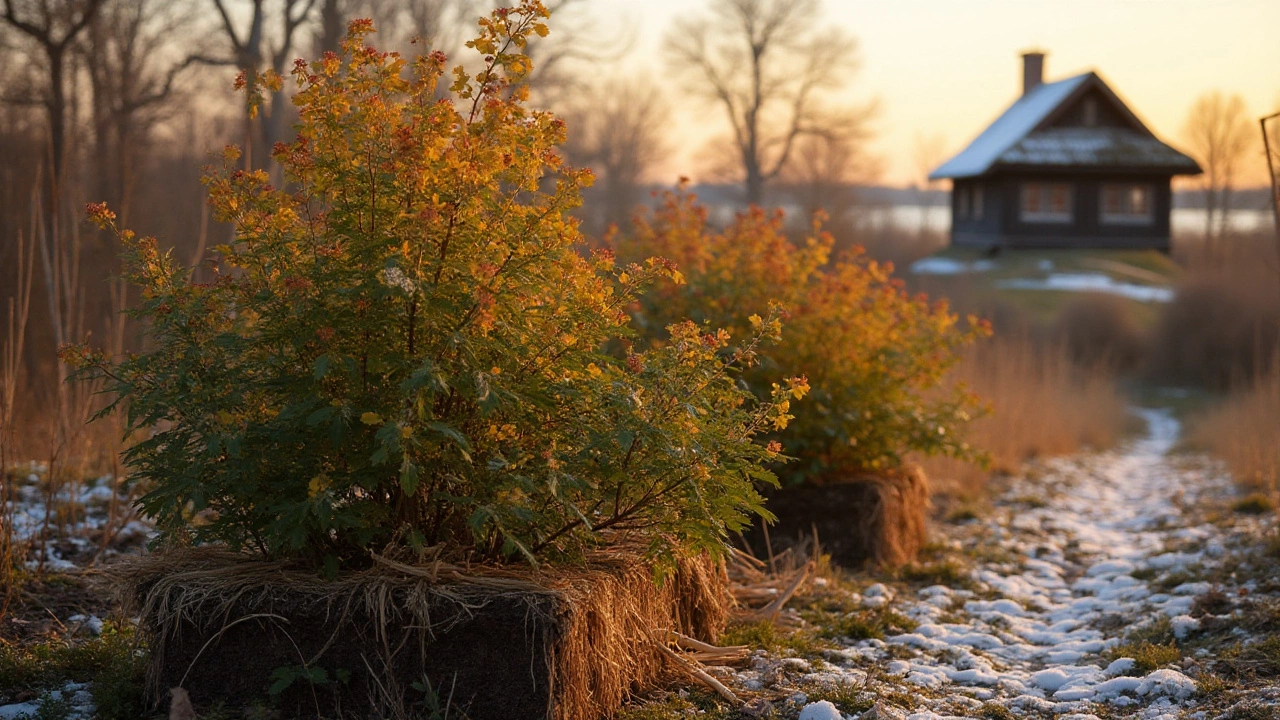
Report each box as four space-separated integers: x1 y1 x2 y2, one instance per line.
667 630 750 658
749 561 813 622
657 642 742 706
761 521 776 576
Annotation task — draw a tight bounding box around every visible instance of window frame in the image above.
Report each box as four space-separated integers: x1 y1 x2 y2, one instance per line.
1100 183 1154 226
1020 182 1074 224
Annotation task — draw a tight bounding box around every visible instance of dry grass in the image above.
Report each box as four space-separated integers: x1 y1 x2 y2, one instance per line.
118 545 730 720
848 467 930 568
922 334 1131 501
1189 365 1280 501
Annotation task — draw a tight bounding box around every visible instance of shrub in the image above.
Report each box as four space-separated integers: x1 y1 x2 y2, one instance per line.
69 5 799 569
617 188 988 482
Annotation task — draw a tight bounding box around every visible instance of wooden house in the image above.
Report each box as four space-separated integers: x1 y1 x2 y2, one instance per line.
930 52 1201 252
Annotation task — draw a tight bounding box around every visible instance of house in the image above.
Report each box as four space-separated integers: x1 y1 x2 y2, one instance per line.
930 52 1201 252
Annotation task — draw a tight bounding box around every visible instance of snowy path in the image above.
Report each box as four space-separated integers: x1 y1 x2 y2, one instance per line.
747 407 1279 719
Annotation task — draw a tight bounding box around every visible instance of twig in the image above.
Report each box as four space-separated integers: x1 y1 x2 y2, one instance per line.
747 561 813 622
656 641 742 706
761 521 776 576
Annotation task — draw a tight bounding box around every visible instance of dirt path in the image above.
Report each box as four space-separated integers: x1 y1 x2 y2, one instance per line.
722 408 1280 720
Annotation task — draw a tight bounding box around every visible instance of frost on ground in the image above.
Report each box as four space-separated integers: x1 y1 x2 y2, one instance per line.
6 410 1280 720
628 407 1280 720
996 273 1173 302
1 468 149 720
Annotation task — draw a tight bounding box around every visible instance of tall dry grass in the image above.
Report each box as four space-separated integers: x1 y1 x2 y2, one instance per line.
922 334 1132 501
1189 365 1280 502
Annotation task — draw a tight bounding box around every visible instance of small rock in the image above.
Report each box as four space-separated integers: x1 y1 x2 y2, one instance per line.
782 657 812 673
169 688 197 720
797 700 842 720
860 701 908 720
739 698 773 718
864 583 894 600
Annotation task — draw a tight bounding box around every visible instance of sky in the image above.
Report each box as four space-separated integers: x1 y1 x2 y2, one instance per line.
581 0 1280 188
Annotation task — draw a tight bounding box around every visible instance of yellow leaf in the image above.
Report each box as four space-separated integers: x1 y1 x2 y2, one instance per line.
361 412 382 425
308 474 330 499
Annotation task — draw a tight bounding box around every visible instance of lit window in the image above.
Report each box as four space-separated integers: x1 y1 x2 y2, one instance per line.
1021 182 1073 223
1101 184 1153 224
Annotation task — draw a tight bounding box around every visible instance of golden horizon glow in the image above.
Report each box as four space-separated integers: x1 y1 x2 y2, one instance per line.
586 0 1280 188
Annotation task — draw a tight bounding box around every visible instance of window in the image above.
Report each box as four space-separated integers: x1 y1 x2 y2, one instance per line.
956 186 970 220
1020 182 1073 223
972 184 984 220
1100 184 1153 224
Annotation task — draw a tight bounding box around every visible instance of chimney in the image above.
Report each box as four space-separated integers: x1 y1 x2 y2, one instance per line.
1021 51 1045 96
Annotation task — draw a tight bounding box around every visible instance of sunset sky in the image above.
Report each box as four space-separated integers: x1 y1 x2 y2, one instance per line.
585 0 1280 188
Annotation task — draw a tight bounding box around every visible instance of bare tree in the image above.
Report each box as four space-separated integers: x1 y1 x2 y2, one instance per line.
202 0 319 169
1 0 106 198
562 79 669 234
782 113 878 226
1182 91 1254 248
666 0 872 206
316 0 477 56
82 0 200 227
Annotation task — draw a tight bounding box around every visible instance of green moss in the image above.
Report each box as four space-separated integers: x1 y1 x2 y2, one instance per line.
718 620 830 657
0 623 146 719
815 606 917 642
979 702 1015 719
618 692 735 720
1240 635 1280 676
898 560 972 588
1194 673 1232 699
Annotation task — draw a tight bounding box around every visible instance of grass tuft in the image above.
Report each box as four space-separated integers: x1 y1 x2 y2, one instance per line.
0 623 147 720
1107 641 1181 673
898 559 971 588
979 702 1015 720
1232 493 1276 515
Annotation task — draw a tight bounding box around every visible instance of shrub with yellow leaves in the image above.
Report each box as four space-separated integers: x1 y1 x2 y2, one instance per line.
70 4 796 572
619 186 990 483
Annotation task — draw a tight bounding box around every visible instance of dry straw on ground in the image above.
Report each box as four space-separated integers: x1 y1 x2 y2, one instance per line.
117 545 730 720
746 465 930 570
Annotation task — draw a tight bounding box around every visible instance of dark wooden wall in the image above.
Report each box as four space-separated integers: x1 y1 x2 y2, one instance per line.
949 172 1173 251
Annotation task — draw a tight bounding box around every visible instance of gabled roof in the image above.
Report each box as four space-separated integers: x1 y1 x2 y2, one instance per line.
1000 127 1202 172
930 72 1201 179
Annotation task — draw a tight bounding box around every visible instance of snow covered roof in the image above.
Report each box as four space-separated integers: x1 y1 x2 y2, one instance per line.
930 74 1091 180
1000 127 1200 172
929 72 1201 179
